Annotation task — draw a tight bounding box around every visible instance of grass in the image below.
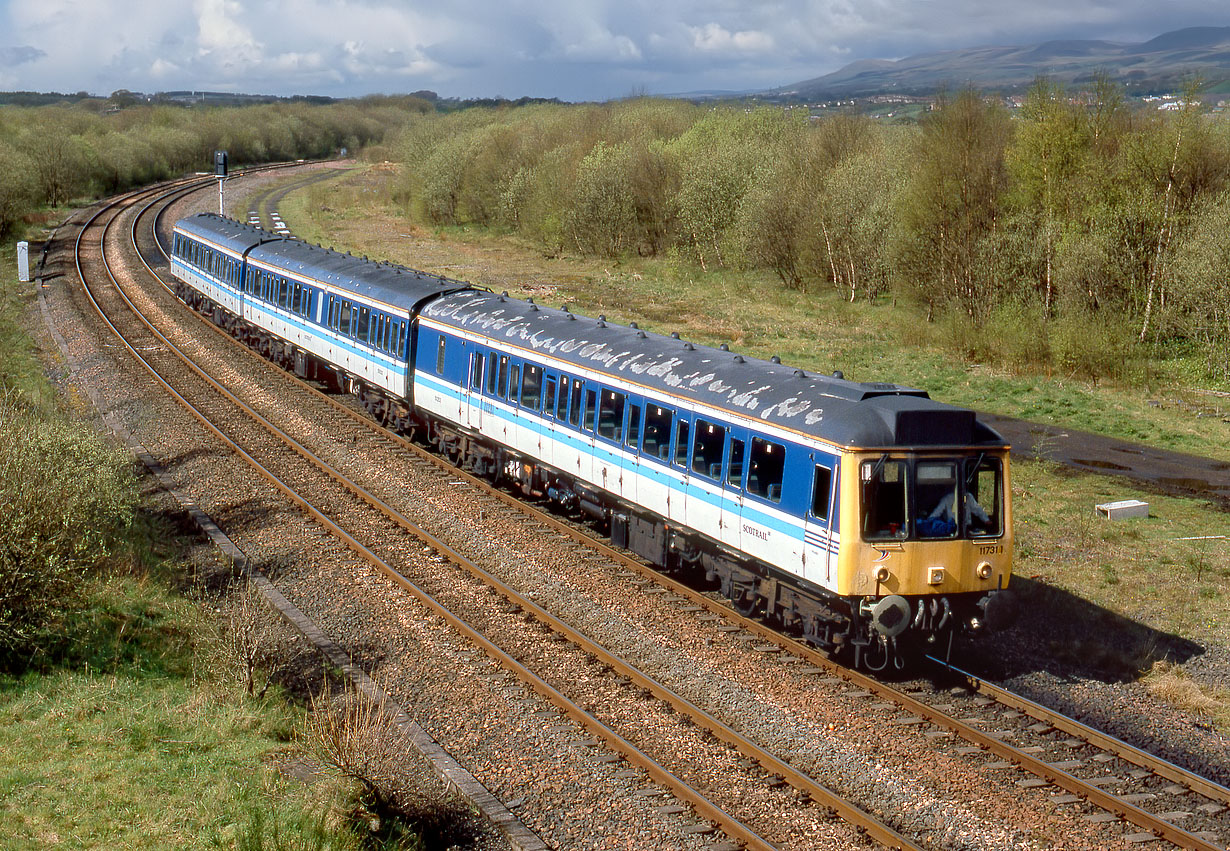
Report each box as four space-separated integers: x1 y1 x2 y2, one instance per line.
275 164 1230 729
0 567 380 851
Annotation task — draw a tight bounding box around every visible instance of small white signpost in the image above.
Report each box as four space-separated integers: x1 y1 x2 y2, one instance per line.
17 241 29 282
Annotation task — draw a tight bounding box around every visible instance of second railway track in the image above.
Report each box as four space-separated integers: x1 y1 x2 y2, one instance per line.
44 170 1230 850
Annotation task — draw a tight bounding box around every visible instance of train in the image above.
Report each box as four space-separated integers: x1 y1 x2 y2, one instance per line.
170 212 1016 671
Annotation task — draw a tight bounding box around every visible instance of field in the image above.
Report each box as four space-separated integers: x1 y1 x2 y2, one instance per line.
277 164 1230 724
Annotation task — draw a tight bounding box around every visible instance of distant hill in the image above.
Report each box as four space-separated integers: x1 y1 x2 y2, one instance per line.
773 26 1230 100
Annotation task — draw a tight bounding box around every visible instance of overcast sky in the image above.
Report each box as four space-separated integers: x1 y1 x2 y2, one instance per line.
0 1 1223 101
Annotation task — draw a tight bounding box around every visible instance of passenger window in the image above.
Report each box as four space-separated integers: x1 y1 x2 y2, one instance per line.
583 389 597 432
643 405 674 461
497 356 508 397
358 307 371 342
339 302 352 335
544 377 557 418
556 376 570 420
521 365 542 410
692 419 726 481
673 419 690 468
597 390 625 441
508 364 520 402
486 352 499 394
471 354 484 389
747 437 785 503
727 438 745 488
569 381 583 426
435 336 447 375
624 403 642 449
811 465 833 520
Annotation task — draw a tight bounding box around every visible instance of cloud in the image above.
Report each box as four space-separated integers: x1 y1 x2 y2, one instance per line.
688 23 774 54
0 46 46 67
0 0 1223 100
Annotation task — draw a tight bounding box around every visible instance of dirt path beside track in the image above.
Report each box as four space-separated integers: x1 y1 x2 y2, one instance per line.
987 413 1230 510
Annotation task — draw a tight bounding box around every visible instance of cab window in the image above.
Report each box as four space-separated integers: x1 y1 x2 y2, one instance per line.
861 458 908 540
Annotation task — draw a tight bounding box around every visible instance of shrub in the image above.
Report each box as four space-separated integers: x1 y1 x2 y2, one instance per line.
0 393 136 668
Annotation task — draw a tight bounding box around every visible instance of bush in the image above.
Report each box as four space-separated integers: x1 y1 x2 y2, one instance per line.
0 393 136 668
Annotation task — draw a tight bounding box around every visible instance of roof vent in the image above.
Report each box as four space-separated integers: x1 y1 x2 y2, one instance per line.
498 294 506 302
562 304 571 313
719 343 729 351
530 304 539 311
684 342 694 351
630 321 638 329
833 370 844 379
527 297 534 304
598 314 606 322
670 331 680 339
637 331 647 338
502 291 509 297
597 320 606 328
568 314 576 321
794 369 806 378
770 355 781 364
734 355 745 363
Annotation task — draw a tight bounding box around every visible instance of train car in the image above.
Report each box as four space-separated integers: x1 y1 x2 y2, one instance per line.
170 213 467 429
170 213 1015 671
416 291 1015 670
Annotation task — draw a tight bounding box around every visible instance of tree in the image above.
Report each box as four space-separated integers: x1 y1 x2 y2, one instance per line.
897 88 1012 321
1006 77 1090 316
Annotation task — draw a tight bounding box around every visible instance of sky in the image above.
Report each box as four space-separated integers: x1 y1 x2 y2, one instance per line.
0 1 1223 102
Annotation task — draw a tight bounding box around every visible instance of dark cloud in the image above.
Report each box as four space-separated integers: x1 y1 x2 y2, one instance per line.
0 45 46 67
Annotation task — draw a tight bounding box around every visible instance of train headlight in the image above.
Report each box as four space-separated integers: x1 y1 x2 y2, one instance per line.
976 561 993 580
928 567 944 585
874 566 891 584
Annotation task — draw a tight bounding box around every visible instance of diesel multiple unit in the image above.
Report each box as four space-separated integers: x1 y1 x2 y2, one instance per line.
172 212 1015 670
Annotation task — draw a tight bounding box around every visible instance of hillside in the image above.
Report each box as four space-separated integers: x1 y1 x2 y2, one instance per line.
775 26 1230 100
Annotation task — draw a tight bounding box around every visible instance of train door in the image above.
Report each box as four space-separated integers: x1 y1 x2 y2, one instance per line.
578 386 599 486
803 458 839 589
540 373 559 468
593 387 626 499
465 351 483 431
621 399 643 505
719 427 748 552
667 413 692 525
638 403 674 518
684 417 726 541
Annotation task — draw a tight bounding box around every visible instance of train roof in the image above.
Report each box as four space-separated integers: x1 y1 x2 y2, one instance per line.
175 213 469 313
423 290 1006 450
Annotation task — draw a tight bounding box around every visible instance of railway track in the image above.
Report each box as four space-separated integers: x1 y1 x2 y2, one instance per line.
78 179 920 848
52 170 1230 850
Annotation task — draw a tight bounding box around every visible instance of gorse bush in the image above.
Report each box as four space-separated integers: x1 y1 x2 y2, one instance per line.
0 392 136 668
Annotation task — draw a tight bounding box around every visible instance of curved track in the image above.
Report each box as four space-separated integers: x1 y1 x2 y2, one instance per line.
78 180 924 850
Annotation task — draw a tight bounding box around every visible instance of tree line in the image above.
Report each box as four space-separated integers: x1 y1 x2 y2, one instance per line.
0 98 419 241
392 83 1230 382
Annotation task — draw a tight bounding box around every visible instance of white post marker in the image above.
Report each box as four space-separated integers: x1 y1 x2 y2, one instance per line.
17 241 29 282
